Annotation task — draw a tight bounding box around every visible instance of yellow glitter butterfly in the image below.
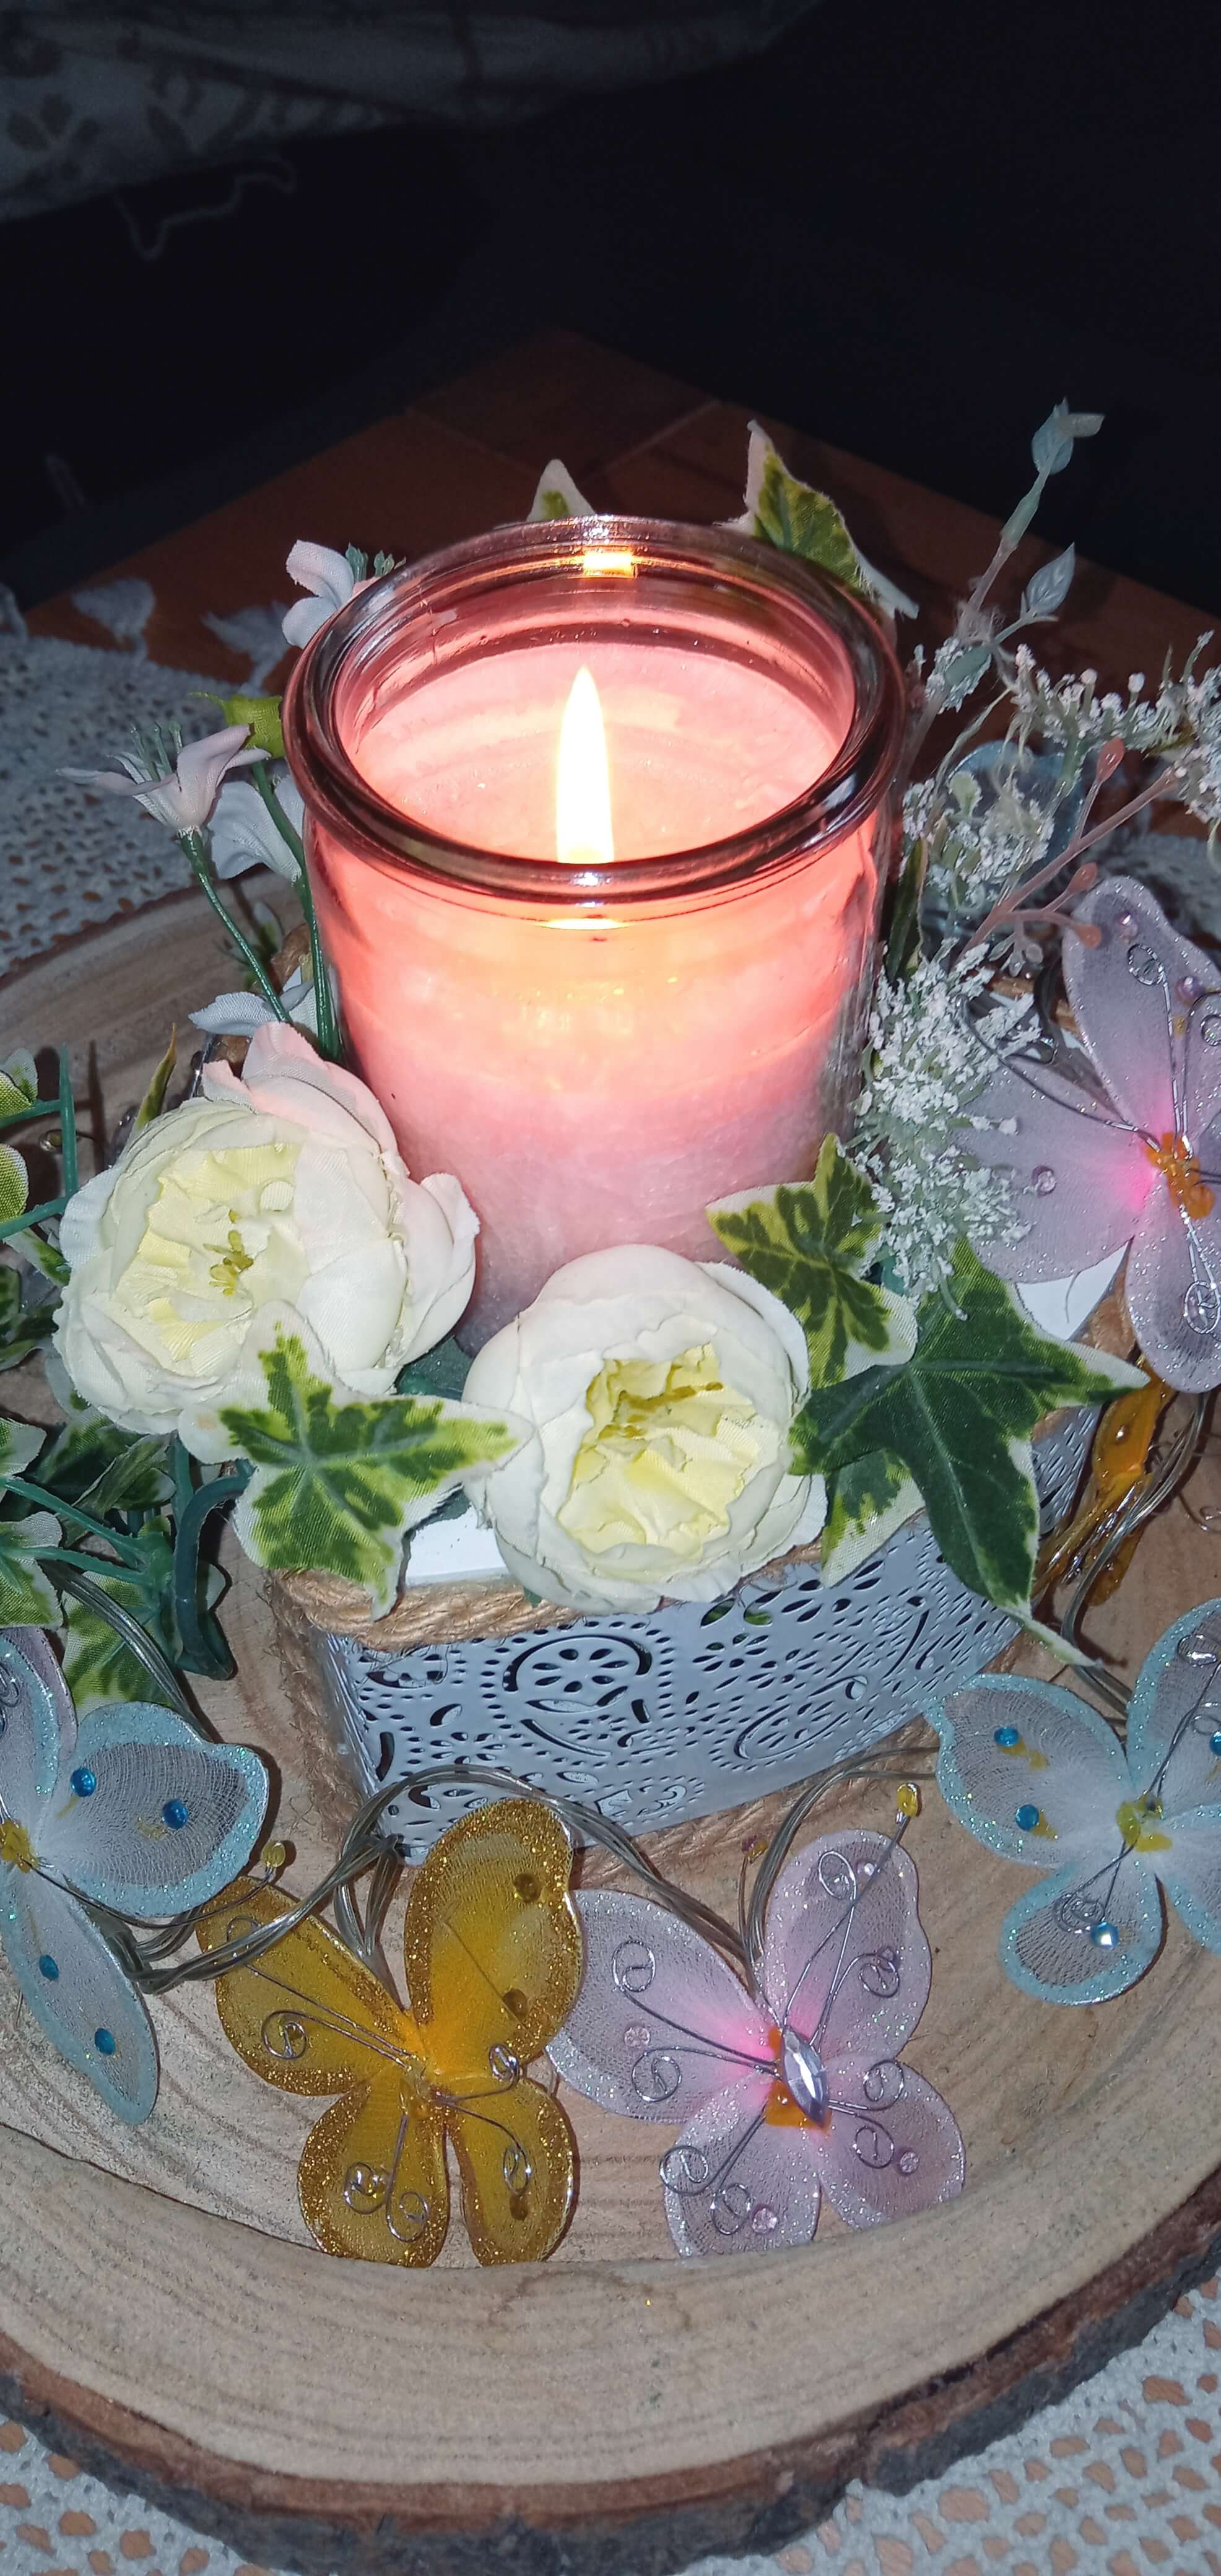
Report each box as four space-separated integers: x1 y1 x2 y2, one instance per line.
198 1799 582 2265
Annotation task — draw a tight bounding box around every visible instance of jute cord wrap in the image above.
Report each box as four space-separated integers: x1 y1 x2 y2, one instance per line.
274 1292 1134 1651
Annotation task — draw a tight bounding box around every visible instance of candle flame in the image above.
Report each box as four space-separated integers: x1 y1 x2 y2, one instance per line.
556 665 614 869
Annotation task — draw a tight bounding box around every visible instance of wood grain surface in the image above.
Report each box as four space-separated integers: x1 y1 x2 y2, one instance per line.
3 895 1221 2570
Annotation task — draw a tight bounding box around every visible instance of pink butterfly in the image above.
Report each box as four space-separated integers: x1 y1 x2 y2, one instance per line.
549 1827 963 2257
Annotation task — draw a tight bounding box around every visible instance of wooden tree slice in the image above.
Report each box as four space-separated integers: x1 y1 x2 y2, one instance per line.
3 893 1221 2574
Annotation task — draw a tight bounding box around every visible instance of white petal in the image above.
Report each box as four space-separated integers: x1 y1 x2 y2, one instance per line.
1017 1247 1126 1341
189 992 277 1037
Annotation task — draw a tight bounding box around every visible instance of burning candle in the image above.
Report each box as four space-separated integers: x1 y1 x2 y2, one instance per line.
284 518 903 1339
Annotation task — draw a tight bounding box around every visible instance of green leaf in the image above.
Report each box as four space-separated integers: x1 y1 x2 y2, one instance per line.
396 1331 470 1403
0 1051 38 1114
727 424 919 619
38 1410 173 1512
0 1510 61 1625
0 1144 28 1224
792 1242 1145 1613
133 1028 177 1131
9 1226 68 1288
820 1448 922 1583
201 1317 521 1614
0 1415 45 1484
528 458 596 520
0 1268 56 1373
708 1140 918 1390
59 1525 179 1713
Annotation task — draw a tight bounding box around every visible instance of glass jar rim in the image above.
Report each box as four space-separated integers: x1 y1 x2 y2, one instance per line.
282 514 906 906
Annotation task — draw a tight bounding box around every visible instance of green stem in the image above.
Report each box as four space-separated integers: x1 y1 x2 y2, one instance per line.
57 1047 77 1199
250 767 341 1061
0 1195 66 1243
6 1478 147 1565
37 1544 141 1579
180 830 290 1021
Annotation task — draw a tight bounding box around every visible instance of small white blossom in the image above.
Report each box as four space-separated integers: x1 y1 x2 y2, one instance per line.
63 725 263 835
853 953 1030 1300
210 770 305 882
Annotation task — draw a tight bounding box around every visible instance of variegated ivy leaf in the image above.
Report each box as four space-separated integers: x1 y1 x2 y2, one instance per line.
0 1268 56 1373
38 1408 173 1513
0 1415 44 1486
0 1143 27 1224
528 456 596 520
0 1050 37 1116
11 1224 68 1287
0 1510 60 1625
725 424 918 619
792 1241 1145 1614
188 1316 521 1616
59 1526 179 1713
708 1138 917 1390
820 1449 922 1585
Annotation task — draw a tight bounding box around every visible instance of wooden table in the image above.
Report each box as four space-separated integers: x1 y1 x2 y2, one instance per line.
28 328 1217 692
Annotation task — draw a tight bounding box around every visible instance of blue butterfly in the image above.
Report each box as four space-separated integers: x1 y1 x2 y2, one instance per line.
927 1596 1221 2004
0 1627 268 2121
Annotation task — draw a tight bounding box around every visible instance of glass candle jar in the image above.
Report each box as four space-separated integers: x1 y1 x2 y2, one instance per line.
282 517 904 1341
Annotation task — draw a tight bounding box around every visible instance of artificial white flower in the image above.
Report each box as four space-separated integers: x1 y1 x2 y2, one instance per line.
189 960 319 1040
209 770 305 882
63 726 264 833
282 542 361 649
464 1245 825 1613
54 1024 477 1442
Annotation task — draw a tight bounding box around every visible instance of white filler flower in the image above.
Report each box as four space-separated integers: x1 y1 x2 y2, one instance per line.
55 1024 477 1441
464 1245 825 1612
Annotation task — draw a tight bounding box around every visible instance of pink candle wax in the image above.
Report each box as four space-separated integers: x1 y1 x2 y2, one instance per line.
284 519 903 1340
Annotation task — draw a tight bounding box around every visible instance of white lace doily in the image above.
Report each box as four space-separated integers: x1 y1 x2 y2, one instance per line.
2 617 1220 2575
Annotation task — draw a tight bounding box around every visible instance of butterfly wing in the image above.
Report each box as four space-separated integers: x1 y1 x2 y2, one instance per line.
0 1629 69 1819
1126 1598 1221 1814
2 1869 157 2123
997 1855 1164 2003
199 1880 450 2265
41 1704 268 1919
660 2079 821 2258
2 1629 75 1769
929 1674 1129 1865
760 1829 930 2063
550 1889 774 2120
817 2058 965 2226
402 1799 583 2264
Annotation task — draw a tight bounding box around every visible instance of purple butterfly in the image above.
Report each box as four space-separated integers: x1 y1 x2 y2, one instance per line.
549 1826 963 2257
968 876 1221 1390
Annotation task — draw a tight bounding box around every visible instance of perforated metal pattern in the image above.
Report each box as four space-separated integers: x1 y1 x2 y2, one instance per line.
314 1408 1093 1856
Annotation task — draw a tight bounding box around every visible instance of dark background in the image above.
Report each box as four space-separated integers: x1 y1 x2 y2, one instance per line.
4 0 1220 611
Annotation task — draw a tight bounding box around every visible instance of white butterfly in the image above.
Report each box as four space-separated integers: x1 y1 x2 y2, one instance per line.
0 1628 268 2123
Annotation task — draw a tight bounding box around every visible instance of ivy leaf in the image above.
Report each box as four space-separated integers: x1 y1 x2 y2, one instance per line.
0 1511 60 1624
726 424 918 619
396 1331 469 1403
187 1313 522 1614
792 1242 1145 1612
0 1144 27 1224
133 1027 177 1131
820 1449 922 1584
528 457 596 520
708 1139 918 1390
38 1409 173 1512
59 1526 180 1713
0 1415 45 1486
1020 542 1076 623
0 1268 56 1373
9 1225 68 1288
0 1051 38 1115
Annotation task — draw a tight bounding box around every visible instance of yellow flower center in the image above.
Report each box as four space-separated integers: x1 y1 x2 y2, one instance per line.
1116 1796 1171 1855
115 1141 305 1369
0 1819 37 1871
557 1342 773 1573
1145 1131 1214 1220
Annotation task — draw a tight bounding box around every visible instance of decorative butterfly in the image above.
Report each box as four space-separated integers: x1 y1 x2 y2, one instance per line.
548 1821 963 2257
0 1626 268 2123
198 1798 583 2265
928 1595 1221 2003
